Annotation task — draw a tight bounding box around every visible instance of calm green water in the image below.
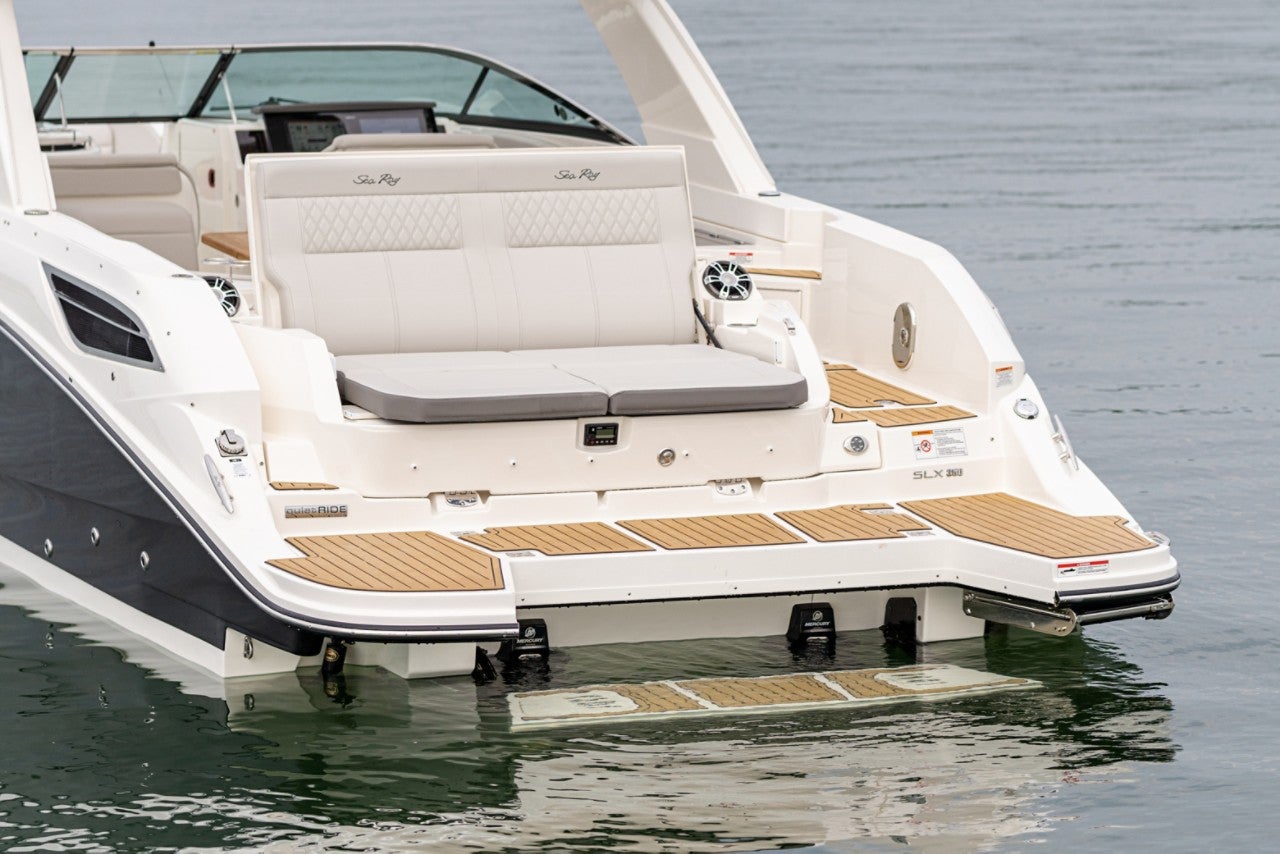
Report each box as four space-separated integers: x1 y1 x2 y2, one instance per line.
6 0 1278 849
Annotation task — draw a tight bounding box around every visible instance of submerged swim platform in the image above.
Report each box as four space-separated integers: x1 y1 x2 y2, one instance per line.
508 664 1039 730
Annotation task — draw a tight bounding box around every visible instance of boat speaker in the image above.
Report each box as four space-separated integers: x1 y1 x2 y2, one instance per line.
203 274 241 317
701 260 753 300
787 602 836 646
498 618 550 662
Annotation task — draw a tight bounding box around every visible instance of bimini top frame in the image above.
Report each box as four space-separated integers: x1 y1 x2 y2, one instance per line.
22 42 633 144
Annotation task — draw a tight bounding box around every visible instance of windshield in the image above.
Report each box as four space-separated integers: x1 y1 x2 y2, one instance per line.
53 50 220 120
22 50 59 105
25 44 623 141
204 48 481 117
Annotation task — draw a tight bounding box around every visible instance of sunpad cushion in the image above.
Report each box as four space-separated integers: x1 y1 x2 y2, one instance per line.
515 345 809 415
336 352 607 423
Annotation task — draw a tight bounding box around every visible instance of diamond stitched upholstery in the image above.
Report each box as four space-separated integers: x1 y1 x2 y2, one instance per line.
249 146 699 354
300 194 462 254
503 189 659 247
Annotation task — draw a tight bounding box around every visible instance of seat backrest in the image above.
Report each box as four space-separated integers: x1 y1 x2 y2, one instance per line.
324 132 497 152
247 145 697 355
47 153 199 268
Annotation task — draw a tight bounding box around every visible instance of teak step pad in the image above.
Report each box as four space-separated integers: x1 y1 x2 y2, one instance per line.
825 365 934 408
619 513 803 550
778 504 931 542
270 481 339 491
680 674 844 707
268 531 502 592
460 522 652 556
508 664 1039 729
833 405 974 427
901 492 1156 559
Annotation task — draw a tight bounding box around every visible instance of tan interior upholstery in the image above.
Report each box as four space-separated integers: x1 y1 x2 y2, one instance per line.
325 132 497 151
248 146 808 422
47 153 199 267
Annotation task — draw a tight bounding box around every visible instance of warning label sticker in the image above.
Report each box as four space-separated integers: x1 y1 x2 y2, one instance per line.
913 427 968 460
1056 560 1110 577
994 365 1015 388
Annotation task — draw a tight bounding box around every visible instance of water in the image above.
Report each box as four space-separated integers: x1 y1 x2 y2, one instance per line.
5 0 1279 849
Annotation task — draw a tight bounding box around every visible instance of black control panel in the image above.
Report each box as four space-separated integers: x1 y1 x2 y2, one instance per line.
583 423 619 447
256 101 439 153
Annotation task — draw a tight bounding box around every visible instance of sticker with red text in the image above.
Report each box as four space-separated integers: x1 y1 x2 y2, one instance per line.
913 427 968 460
1056 560 1110 577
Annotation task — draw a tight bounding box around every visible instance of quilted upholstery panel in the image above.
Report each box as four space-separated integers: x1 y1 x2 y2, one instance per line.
299 194 462 254
503 189 659 248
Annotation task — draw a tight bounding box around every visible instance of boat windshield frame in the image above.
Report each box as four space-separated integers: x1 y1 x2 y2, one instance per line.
22 43 632 144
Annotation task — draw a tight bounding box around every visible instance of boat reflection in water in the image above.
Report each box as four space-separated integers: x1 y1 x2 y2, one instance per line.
0 561 1172 851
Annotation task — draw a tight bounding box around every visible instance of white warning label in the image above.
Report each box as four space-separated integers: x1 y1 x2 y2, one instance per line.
994 365 1015 388
1056 560 1110 577
913 427 968 460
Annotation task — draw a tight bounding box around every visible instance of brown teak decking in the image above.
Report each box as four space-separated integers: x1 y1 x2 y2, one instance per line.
825 364 935 408
460 522 653 556
832 404 975 427
901 492 1156 559
268 531 502 592
618 513 803 550
778 504 931 542
679 674 845 707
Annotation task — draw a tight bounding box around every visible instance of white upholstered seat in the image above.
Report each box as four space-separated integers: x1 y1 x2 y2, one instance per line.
248 146 807 423
48 153 199 267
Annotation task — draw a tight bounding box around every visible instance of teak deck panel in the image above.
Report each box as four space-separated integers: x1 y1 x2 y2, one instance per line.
778 504 932 542
269 481 339 491
824 666 1026 699
901 492 1157 559
679 674 845 708
833 405 975 427
508 664 1040 729
619 513 804 550
825 365 935 408
460 522 653 556
267 531 502 592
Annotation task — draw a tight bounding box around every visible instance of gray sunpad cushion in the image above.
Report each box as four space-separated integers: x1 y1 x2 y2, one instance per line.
336 352 607 423
514 345 808 415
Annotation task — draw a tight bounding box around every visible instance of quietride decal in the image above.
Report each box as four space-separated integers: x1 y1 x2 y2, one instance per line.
284 504 349 519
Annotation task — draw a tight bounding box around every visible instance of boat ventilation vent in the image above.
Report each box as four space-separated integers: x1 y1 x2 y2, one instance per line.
46 266 162 371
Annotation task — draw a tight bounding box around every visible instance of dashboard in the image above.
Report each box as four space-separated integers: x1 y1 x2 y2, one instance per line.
255 101 439 154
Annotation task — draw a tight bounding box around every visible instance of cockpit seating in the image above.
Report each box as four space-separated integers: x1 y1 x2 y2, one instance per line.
47 153 200 268
246 145 807 422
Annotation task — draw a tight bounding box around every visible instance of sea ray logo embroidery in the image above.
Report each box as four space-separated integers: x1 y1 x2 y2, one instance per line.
353 173 401 187
554 168 601 181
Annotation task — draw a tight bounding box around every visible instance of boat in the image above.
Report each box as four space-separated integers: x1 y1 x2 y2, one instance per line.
0 0 1177 681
